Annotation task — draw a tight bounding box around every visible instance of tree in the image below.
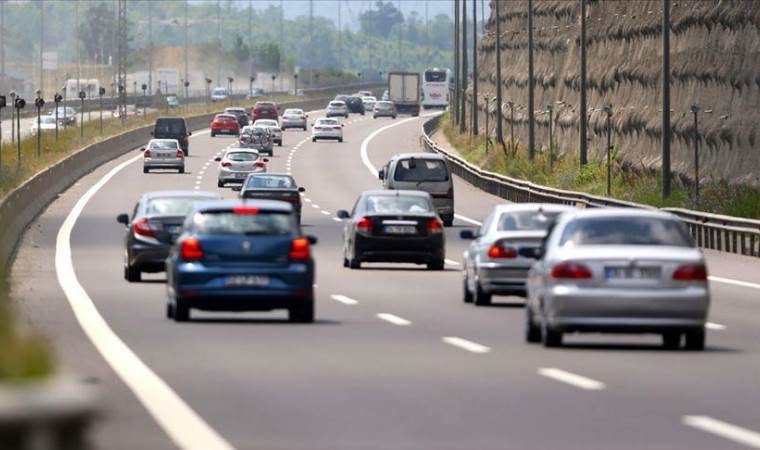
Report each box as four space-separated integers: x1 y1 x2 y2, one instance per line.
79 2 116 62
359 1 403 38
253 42 281 72
232 35 250 62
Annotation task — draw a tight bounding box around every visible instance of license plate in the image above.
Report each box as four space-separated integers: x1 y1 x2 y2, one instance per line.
605 267 660 279
225 275 269 287
384 225 417 235
235 173 247 179
166 225 182 234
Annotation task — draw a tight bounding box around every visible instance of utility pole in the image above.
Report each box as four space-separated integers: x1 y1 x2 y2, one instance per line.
495 0 503 145
460 0 468 133
691 105 700 208
662 0 672 198
471 0 478 135
280 0 284 91
117 0 127 123
425 0 429 63
453 0 460 125
148 1 153 94
76 1 80 93
579 0 588 167
338 0 342 71
217 0 221 88
398 0 402 67
39 0 44 95
368 1 373 79
1 0 5 80
309 0 314 86
248 0 253 82
184 0 189 99
527 0 535 160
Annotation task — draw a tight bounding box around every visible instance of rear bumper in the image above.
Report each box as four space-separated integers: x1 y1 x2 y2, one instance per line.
478 263 532 296
130 243 171 272
219 168 264 183
355 234 444 263
282 121 306 129
144 159 184 169
312 132 342 139
373 111 396 117
211 128 239 135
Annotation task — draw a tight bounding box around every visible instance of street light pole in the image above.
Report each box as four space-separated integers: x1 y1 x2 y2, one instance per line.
35 92 44 158
14 96 25 169
471 0 478 135
495 0 503 145
548 104 554 171
453 0 460 126
141 84 147 116
53 93 62 140
604 104 613 196
691 104 700 208
527 0 536 160
579 0 588 167
460 0 468 133
662 0 672 199
99 87 105 134
79 90 85 141
9 91 15 145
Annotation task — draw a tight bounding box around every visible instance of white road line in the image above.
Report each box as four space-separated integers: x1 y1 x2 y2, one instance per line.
445 259 460 266
538 368 605 391
377 313 412 326
442 337 491 354
332 217 342 222
303 198 311 203
311 204 320 208
321 210 330 215
331 294 358 305
709 276 760 290
683 416 760 448
55 152 234 450
455 213 483 226
706 322 727 330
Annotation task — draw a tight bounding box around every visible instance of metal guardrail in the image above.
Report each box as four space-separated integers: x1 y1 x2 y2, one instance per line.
421 115 760 258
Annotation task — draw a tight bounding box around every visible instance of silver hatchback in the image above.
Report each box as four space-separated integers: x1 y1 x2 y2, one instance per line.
526 209 710 350
142 139 185 173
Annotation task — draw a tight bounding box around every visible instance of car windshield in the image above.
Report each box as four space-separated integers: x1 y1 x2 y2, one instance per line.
226 152 258 162
249 127 268 135
393 158 449 182
365 195 432 214
317 119 338 126
284 109 302 115
256 120 277 127
149 140 179 150
154 120 186 134
560 217 694 247
40 116 57 124
194 211 294 235
246 175 294 189
256 103 275 109
497 211 564 231
212 88 227 95
146 197 201 216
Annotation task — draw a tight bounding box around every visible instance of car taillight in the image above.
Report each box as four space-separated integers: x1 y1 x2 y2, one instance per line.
221 162 231 167
488 243 517 258
672 264 707 281
551 262 593 279
143 149 152 158
176 150 184 158
289 238 310 261
133 218 155 237
232 206 259 214
357 217 372 233
181 238 204 261
254 161 266 168
427 219 443 234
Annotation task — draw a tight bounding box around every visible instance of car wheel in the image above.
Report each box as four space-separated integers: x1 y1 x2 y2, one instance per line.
143 167 149 174
542 321 563 347
343 257 349 268
173 299 190 322
211 132 216 137
684 329 705 350
178 167 184 174
278 141 282 147
474 283 492 306
373 115 377 119
289 297 315 323
124 263 141 282
166 302 174 319
462 276 474 303
661 332 681 349
442 216 454 227
312 137 317 142
303 126 307 131
525 305 542 343
427 259 445 271
217 180 224 188
393 115 397 119
338 138 343 143
349 251 361 269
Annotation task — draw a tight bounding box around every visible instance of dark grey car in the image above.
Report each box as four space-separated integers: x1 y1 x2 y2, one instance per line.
116 191 222 281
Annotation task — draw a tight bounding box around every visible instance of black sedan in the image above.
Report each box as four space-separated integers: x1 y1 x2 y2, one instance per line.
337 190 445 270
345 96 366 115
239 173 306 224
116 190 222 281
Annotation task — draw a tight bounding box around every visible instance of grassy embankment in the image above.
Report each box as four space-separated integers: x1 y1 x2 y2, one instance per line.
441 114 760 219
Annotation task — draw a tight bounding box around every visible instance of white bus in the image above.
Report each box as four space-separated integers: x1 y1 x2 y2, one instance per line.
421 68 453 109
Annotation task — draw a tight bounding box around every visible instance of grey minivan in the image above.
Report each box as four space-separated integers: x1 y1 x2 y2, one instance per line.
378 153 454 226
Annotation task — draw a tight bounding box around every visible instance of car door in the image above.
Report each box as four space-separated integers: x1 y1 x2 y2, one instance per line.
344 197 363 258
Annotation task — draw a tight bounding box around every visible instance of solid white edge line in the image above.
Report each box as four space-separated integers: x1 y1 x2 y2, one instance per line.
442 337 490 354
709 275 760 290
331 294 358 305
683 416 760 448
705 322 727 330
538 368 605 391
55 152 234 450
376 313 412 326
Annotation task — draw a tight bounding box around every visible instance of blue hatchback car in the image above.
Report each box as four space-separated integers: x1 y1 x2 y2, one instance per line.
165 200 317 322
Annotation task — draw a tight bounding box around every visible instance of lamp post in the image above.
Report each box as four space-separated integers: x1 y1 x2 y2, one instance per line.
507 100 515 156
294 73 299 96
133 81 137 96
0 95 5 172
482 93 490 152
227 77 234 97
118 84 125 126
662 0 672 199
494 0 503 145
53 93 62 140
183 80 189 111
9 91 15 144
14 96 25 169
547 104 554 171
78 90 86 141
249 75 255 97
205 78 212 104
270 74 275 94
691 104 700 208
141 84 148 116
34 92 44 158
527 0 536 160
604 104 613 196
99 87 106 134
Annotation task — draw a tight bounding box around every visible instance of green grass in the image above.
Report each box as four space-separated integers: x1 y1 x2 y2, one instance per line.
441 114 760 219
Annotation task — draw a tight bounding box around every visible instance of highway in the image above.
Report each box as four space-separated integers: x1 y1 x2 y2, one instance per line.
10 107 760 450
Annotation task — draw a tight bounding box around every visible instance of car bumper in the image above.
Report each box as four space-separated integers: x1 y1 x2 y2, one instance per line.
477 263 532 296
144 159 184 169
312 131 342 139
544 285 710 332
219 168 264 183
212 128 238 135
355 234 444 263
373 111 396 117
130 243 171 272
326 111 347 117
282 121 306 128
431 199 454 218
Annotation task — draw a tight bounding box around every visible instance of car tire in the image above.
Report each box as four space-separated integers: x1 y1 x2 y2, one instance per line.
289 299 315 323
124 263 141 282
474 283 492 306
373 116 377 119
178 167 185 174
278 141 282 147
442 216 454 227
684 329 705 350
349 251 361 269
173 299 190 322
303 126 307 131
542 321 563 347
166 302 174 319
218 180 224 188
662 332 681 349
143 167 149 174
525 305 542 343
427 259 445 271
211 132 216 137
338 138 343 143
463 276 474 303
312 137 317 142
343 257 349 268
393 115 397 119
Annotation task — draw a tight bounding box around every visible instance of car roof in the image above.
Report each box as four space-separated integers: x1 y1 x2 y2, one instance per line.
558 207 675 224
490 203 577 214
360 189 432 198
391 152 447 161
143 190 221 200
193 199 293 213
148 138 180 144
225 148 260 154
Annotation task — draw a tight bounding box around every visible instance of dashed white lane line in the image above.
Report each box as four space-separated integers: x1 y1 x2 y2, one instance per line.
321 210 331 215
445 259 460 266
706 322 727 330
377 313 412 326
442 337 491 354
709 276 760 290
303 198 311 203
331 294 359 305
538 368 606 391
332 217 342 222
454 214 483 226
683 416 760 448
311 204 320 209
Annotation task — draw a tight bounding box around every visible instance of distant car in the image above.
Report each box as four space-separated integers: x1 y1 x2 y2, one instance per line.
281 108 308 130
526 208 710 349
311 118 343 142
210 113 240 137
116 190 222 282
112 105 140 118
239 125 274 155
211 87 229 102
336 190 445 270
247 88 265 99
326 100 348 118
216 148 268 187
460 204 576 306
30 115 58 134
373 101 397 119
334 94 350 102
253 119 282 146
165 200 317 322
51 106 77 126
345 96 365 115
152 117 191 155
224 107 250 128
142 139 185 174
239 173 305 224
252 101 279 121
361 96 377 111
166 95 179 108
357 90 373 97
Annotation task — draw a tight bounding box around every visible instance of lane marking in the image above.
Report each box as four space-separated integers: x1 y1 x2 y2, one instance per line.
321 210 330 215
311 204 320 209
709 276 760 290
332 217 342 222
303 198 311 203
442 337 491 354
55 151 234 450
538 368 605 391
331 294 358 305
455 214 482 226
706 322 727 330
445 259 460 266
683 416 760 448
377 313 412 326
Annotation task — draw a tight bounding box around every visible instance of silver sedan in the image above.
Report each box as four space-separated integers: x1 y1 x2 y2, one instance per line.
142 139 185 173
460 203 575 305
525 208 710 350
215 149 268 187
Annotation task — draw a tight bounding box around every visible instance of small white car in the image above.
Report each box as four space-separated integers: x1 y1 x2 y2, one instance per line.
211 87 229 102
30 115 58 134
281 108 308 130
362 96 377 111
215 148 268 187
311 118 344 143
142 139 185 174
326 101 349 118
253 119 282 146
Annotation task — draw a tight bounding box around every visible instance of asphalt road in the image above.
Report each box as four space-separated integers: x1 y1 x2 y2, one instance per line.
10 108 760 450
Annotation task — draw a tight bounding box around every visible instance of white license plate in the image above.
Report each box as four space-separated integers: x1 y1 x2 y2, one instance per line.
605 267 660 279
225 275 269 287
166 225 182 234
235 173 247 179
384 225 417 235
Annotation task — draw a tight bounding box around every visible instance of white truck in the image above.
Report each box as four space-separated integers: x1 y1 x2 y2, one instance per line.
388 72 420 117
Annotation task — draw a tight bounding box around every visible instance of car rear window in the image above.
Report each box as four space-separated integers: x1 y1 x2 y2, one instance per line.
255 103 275 110
317 119 338 126
216 114 236 121
365 195 432 214
559 217 694 247
246 175 294 189
146 197 202 216
284 109 303 115
154 119 186 135
497 211 563 231
227 152 259 162
393 159 449 182
194 211 294 235
149 140 179 150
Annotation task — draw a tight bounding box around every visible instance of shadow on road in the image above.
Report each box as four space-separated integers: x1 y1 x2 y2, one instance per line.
188 317 342 326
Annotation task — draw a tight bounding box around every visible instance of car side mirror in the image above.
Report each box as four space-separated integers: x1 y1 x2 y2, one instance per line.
116 213 129 225
377 169 385 180
298 186 306 193
306 235 318 245
188 131 192 136
214 157 221 162
336 210 350 219
459 229 476 240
